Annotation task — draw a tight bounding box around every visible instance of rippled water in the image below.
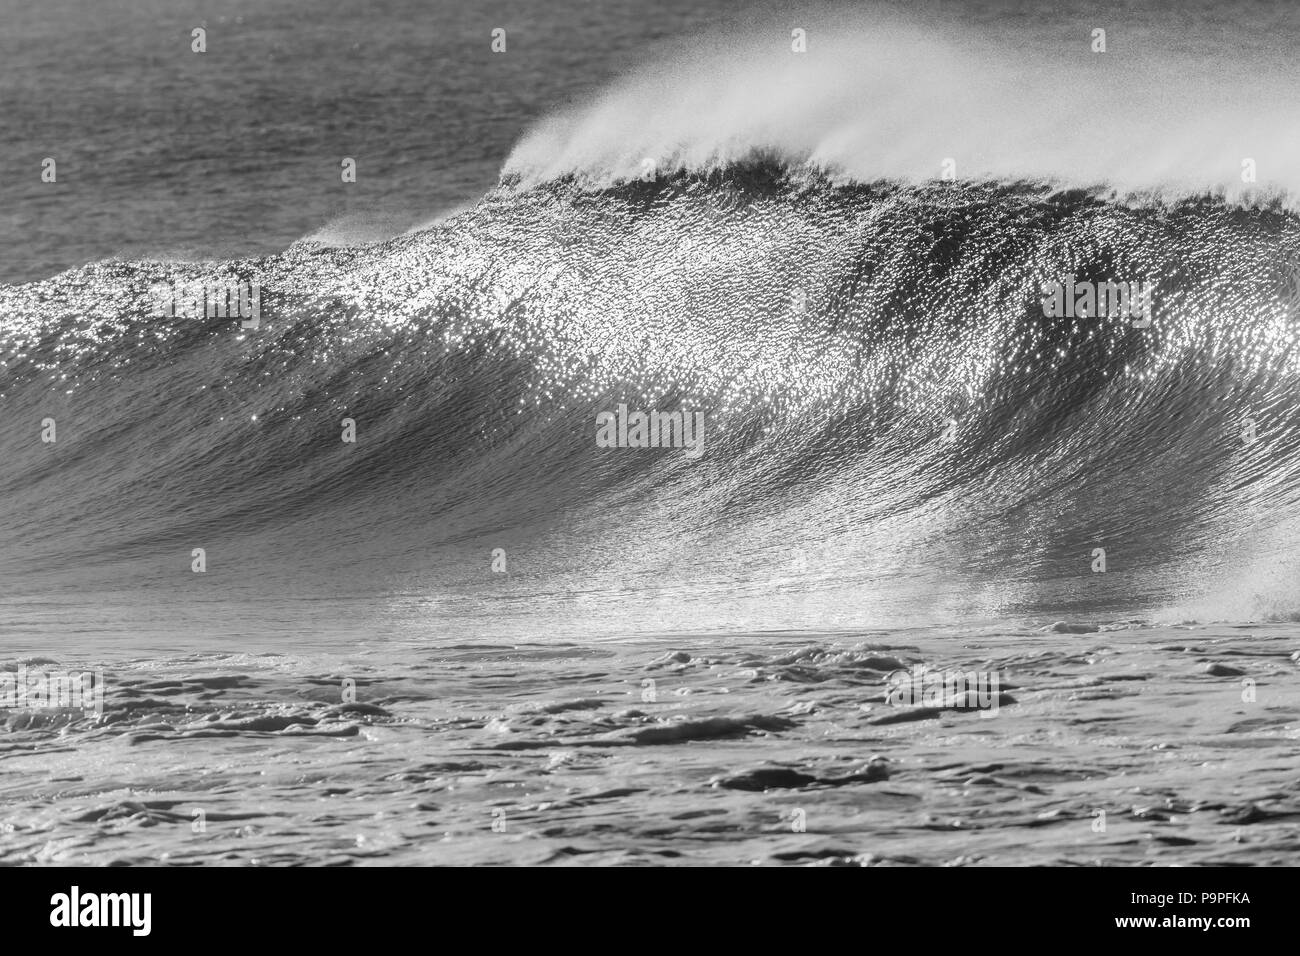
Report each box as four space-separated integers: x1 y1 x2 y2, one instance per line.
5 622 1298 865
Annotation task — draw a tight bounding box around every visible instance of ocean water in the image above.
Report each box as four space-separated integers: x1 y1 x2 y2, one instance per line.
3 0 1300 865
0 0 738 284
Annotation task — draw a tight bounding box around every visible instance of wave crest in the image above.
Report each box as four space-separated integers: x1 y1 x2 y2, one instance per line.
504 12 1300 203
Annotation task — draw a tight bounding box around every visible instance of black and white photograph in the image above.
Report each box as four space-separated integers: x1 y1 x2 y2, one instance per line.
0 0 1294 927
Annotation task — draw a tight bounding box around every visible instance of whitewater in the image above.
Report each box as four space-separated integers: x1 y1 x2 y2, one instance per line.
505 16 1300 203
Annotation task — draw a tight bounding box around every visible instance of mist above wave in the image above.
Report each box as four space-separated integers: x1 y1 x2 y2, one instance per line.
504 12 1300 202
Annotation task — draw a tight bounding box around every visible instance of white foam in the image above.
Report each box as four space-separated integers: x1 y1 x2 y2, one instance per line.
504 10 1300 203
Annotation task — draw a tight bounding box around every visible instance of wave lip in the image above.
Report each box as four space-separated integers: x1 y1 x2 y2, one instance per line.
505 15 1300 204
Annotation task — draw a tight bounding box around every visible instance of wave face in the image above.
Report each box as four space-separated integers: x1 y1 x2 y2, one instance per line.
3 170 1300 638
